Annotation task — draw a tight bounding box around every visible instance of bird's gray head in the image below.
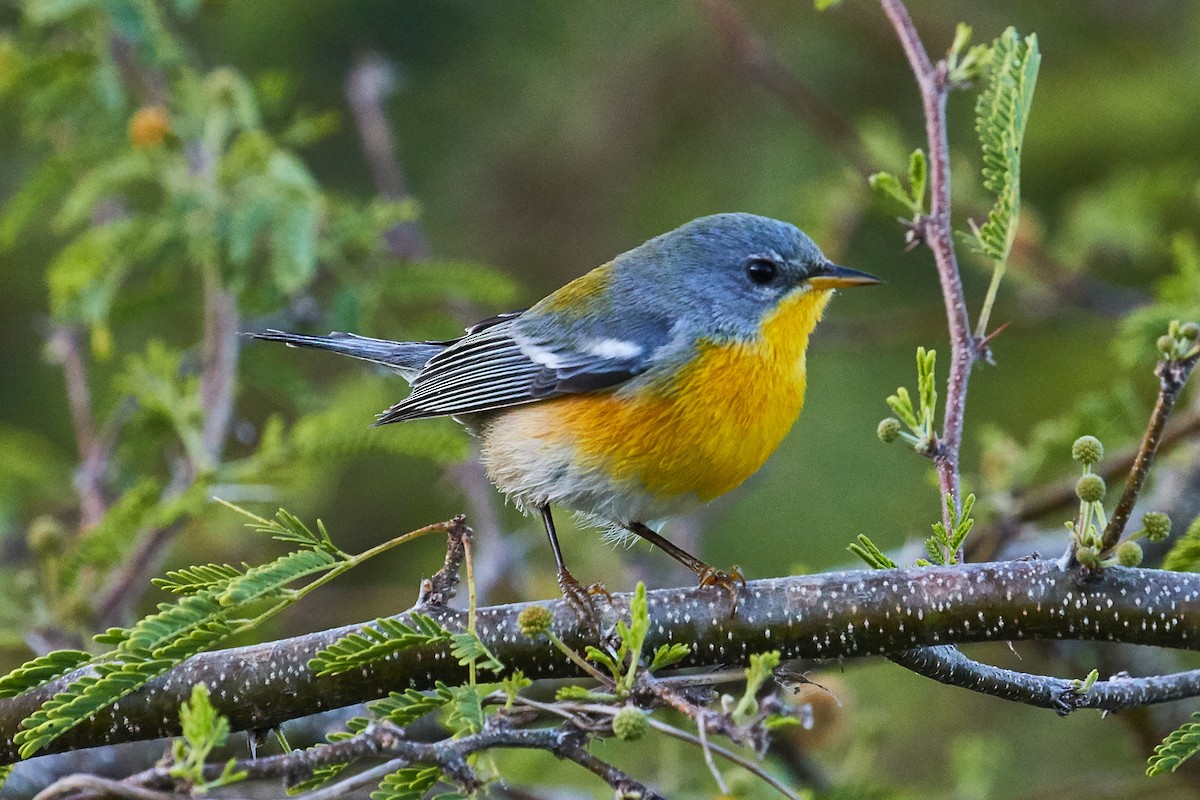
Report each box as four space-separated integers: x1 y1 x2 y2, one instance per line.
609 212 878 338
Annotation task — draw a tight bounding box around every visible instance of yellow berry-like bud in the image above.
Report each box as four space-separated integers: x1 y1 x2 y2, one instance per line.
517 605 553 638
1075 474 1106 503
1076 546 1101 568
1181 322 1200 341
128 105 171 147
1157 334 1175 355
1142 512 1171 543
1116 540 1143 567
27 515 66 556
1071 435 1103 466
612 706 648 741
877 417 902 443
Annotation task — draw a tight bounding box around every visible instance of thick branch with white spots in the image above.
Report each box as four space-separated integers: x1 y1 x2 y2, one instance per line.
3 560 1200 763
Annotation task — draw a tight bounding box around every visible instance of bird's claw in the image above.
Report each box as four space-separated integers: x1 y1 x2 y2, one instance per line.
697 564 745 617
558 570 603 634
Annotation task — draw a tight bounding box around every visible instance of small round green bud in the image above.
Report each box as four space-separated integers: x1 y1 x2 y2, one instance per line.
1075 473 1106 503
1142 512 1171 543
517 605 553 638
1116 540 1143 567
1157 334 1175 355
612 706 648 741
877 417 902 443
1076 546 1101 568
1181 322 1200 341
1071 435 1104 466
27 515 66 556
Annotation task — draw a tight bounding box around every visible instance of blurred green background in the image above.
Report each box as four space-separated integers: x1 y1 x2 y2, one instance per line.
2 0 1199 797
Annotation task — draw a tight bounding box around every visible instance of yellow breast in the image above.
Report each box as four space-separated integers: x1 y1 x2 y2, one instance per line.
543 287 834 502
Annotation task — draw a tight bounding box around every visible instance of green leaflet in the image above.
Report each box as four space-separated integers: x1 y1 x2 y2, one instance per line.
217 548 341 607
1164 515 1200 572
153 563 245 594
0 650 91 699
308 614 452 677
1148 713 1200 776
371 766 442 800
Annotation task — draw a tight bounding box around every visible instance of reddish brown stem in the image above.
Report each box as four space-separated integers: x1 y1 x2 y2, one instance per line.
880 0 978 530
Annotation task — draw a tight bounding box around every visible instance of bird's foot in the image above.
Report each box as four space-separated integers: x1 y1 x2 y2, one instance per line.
558 569 605 635
696 564 745 617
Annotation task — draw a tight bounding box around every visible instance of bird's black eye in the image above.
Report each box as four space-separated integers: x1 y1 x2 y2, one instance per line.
746 257 778 285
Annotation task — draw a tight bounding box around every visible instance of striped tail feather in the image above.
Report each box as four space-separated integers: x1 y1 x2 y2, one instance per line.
246 329 444 382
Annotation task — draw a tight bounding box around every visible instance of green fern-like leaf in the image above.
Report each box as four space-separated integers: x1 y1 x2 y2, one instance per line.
649 643 691 672
973 27 1040 265
309 614 453 677
15 658 176 757
371 766 442 800
1164 515 1200 572
449 633 504 673
1148 712 1200 776
445 685 484 735
848 534 897 570
369 684 455 727
218 548 342 607
153 564 244 594
0 650 91 699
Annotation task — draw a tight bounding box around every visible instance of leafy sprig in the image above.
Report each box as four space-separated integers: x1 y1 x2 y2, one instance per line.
878 346 938 452
169 684 246 792
920 493 976 566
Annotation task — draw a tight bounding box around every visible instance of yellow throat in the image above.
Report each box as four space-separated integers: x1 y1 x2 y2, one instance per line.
551 286 835 501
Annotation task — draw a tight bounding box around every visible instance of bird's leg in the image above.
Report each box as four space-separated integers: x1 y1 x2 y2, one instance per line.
625 521 745 613
538 504 603 628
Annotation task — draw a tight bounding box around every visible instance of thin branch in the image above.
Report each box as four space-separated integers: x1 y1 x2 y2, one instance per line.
557 739 664 800
345 52 430 262
6 561 1200 761
699 0 873 174
32 774 187 800
1007 408 1200 525
890 645 1200 715
1101 350 1200 551
198 270 239 465
879 0 978 527
646 717 803 800
46 326 105 529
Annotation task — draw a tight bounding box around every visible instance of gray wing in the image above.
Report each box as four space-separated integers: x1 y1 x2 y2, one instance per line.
373 313 673 425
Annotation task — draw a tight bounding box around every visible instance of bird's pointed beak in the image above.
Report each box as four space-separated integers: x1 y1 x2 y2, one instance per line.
807 262 882 290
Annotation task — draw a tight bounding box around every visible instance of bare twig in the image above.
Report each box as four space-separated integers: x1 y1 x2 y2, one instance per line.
417 514 471 607
879 0 978 530
1101 350 1200 552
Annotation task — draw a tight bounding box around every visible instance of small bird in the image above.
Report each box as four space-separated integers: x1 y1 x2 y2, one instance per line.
251 213 878 612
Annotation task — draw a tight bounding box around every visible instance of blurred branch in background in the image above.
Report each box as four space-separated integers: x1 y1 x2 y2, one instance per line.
345 53 430 263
